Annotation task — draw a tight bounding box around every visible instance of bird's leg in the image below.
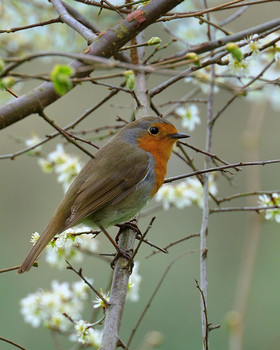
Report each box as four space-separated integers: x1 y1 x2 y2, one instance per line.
115 219 142 243
98 225 132 268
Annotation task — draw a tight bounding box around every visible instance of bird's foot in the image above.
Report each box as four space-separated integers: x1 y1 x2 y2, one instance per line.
115 220 141 243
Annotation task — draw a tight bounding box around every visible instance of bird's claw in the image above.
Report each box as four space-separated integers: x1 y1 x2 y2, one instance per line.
115 221 141 243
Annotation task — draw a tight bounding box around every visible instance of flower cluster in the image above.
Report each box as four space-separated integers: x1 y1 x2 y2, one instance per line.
155 175 217 210
20 280 91 330
71 320 102 347
175 104 200 131
259 193 280 223
20 280 103 348
38 144 82 192
169 5 280 110
30 225 99 270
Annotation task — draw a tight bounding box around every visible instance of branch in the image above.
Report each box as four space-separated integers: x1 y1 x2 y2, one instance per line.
0 17 61 34
39 110 95 158
66 261 110 306
146 233 200 258
0 337 26 350
210 204 280 213
198 15 214 346
0 86 121 160
0 0 184 130
165 159 280 183
153 17 280 71
217 190 280 204
50 0 96 44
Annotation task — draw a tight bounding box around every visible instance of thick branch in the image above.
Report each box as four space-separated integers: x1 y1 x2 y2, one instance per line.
99 231 135 350
0 0 184 130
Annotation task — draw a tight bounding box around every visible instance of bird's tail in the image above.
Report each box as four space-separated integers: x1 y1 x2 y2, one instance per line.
17 227 54 273
18 202 71 274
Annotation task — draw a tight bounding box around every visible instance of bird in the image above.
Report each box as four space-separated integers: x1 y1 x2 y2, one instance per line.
18 116 189 273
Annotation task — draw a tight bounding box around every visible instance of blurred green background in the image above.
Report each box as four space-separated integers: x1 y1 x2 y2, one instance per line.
1 1 280 350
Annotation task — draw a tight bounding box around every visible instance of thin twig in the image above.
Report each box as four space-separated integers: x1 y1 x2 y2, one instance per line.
39 110 95 158
128 217 156 264
0 265 21 273
165 158 280 183
146 233 200 258
179 141 231 166
217 190 280 204
159 0 278 22
66 260 110 306
210 204 280 213
0 337 26 350
0 17 61 34
195 279 209 350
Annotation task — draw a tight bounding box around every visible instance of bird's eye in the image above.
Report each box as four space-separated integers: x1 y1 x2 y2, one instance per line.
149 126 159 135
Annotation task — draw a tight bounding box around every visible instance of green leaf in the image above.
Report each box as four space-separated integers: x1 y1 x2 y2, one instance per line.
124 70 135 90
0 77 15 90
226 43 243 62
148 37 162 46
50 64 75 96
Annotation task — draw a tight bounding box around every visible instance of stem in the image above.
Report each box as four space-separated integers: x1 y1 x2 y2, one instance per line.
199 6 214 348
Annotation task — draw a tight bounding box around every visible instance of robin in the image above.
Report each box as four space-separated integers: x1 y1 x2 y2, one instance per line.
18 116 189 273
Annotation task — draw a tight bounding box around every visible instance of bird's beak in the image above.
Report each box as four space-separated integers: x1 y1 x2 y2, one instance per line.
170 132 190 139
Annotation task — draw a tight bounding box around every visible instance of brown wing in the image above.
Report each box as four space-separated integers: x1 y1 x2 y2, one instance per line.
63 143 150 230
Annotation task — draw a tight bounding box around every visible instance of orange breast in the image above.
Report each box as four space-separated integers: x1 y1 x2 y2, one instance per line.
137 131 177 197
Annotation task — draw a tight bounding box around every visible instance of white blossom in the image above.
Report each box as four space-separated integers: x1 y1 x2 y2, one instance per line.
43 226 98 270
38 158 54 174
30 232 40 245
86 328 103 348
156 175 217 210
72 280 91 301
176 105 200 131
74 320 93 344
70 325 103 348
93 290 110 310
228 55 250 75
20 280 89 332
48 144 69 164
56 156 82 192
155 183 175 210
25 135 42 149
259 193 280 222
20 293 44 328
